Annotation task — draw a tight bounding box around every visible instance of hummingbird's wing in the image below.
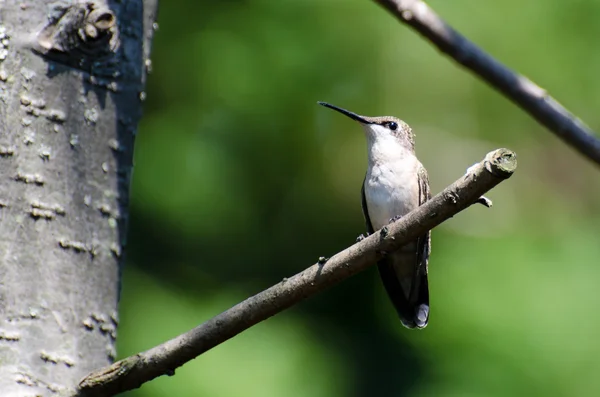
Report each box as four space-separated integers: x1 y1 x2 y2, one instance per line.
410 165 431 327
361 176 417 328
360 177 375 235
361 169 431 329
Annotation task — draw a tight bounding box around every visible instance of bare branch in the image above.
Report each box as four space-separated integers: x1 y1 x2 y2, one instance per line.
73 149 517 397
374 0 600 166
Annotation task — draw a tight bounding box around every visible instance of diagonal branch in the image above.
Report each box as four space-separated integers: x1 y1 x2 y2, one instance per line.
72 149 517 397
374 0 600 166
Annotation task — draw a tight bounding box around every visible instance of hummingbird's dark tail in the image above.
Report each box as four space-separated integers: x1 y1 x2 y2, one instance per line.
377 243 430 329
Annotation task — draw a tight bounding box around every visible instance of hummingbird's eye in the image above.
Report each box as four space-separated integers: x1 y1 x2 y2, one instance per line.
386 121 398 131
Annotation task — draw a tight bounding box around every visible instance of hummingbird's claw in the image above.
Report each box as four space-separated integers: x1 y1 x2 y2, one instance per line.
380 226 389 237
388 215 402 224
356 232 370 242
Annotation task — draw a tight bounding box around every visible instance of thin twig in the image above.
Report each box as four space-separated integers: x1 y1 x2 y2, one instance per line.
71 148 516 397
374 0 600 166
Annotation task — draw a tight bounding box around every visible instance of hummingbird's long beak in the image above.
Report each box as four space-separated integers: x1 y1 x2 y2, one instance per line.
318 101 373 124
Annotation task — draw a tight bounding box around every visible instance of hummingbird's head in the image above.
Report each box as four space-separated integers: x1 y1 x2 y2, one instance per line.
318 101 414 151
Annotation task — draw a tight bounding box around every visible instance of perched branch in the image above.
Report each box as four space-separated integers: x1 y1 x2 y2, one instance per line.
73 149 517 397
374 0 600 166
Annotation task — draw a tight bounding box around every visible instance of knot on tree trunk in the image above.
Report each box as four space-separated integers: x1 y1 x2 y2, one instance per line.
35 2 120 71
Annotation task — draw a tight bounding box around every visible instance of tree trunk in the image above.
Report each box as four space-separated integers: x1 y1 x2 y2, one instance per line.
0 1 156 394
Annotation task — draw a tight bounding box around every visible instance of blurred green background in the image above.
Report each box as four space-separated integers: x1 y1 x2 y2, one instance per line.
119 0 600 396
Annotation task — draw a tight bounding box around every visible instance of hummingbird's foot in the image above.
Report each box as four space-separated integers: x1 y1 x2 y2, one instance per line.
356 232 370 242
388 215 402 224
380 226 389 238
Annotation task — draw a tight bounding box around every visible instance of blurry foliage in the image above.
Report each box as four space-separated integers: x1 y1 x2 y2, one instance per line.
120 0 600 396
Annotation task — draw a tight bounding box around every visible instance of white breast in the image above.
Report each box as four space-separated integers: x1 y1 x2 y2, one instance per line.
364 149 420 231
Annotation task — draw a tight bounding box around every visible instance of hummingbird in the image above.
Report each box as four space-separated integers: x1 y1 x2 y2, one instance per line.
319 101 431 329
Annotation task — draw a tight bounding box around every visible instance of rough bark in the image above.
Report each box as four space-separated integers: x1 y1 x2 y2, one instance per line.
0 1 156 395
